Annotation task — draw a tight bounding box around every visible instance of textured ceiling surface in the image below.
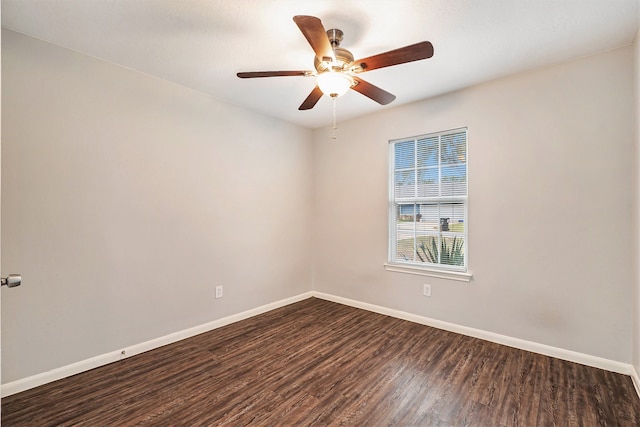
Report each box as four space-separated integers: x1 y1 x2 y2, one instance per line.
2 0 639 129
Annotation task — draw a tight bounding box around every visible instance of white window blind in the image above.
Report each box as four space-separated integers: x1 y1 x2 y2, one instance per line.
389 128 467 270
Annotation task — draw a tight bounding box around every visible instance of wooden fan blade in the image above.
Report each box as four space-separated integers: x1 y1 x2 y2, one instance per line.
299 86 324 110
293 15 335 63
353 41 434 72
237 71 308 78
351 76 396 105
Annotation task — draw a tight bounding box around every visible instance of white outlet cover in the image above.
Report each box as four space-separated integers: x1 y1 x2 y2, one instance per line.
423 284 431 297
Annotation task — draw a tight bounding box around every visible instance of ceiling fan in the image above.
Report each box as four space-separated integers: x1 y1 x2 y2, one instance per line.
237 15 434 111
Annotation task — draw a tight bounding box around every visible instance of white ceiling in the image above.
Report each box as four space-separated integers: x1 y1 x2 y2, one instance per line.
2 0 639 129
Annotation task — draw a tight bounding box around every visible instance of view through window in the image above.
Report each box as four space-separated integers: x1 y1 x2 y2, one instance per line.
389 128 467 270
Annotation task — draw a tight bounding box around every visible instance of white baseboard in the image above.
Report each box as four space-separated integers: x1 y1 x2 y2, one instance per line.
1 292 313 397
632 366 640 399
4 290 638 400
311 292 635 377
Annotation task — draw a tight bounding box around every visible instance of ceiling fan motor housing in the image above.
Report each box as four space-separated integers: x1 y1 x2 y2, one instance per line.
314 47 354 72
314 29 354 73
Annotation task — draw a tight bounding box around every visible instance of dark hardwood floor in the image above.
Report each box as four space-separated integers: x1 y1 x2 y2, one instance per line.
3 297 640 426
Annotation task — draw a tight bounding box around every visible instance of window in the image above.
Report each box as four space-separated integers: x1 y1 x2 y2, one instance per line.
388 128 467 272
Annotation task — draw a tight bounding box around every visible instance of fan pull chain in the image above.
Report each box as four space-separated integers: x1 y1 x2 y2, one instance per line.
331 95 338 139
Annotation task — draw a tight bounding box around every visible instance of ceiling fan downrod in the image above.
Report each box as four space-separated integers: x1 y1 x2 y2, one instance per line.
327 28 343 48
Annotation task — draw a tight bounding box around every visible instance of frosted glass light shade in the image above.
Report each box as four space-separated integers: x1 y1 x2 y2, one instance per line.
316 72 354 97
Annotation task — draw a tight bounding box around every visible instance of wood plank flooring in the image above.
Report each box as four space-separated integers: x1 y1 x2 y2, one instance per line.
3 297 640 426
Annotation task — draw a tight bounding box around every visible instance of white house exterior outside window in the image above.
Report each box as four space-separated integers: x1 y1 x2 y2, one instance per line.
388 128 468 272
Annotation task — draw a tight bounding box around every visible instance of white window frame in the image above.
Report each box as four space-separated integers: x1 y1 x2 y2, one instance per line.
385 127 471 282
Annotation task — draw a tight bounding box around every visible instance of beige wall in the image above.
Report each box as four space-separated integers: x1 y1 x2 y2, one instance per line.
2 27 637 386
1 8 3 402
313 46 635 363
634 23 640 376
1 29 313 383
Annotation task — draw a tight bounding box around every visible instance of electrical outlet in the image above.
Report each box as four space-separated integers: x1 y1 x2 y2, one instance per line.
423 284 431 297
215 285 223 299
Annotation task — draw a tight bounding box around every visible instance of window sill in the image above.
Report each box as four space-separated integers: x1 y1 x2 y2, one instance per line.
383 263 472 282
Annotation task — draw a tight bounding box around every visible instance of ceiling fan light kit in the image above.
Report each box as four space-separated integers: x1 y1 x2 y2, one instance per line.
316 71 354 98
237 14 434 132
